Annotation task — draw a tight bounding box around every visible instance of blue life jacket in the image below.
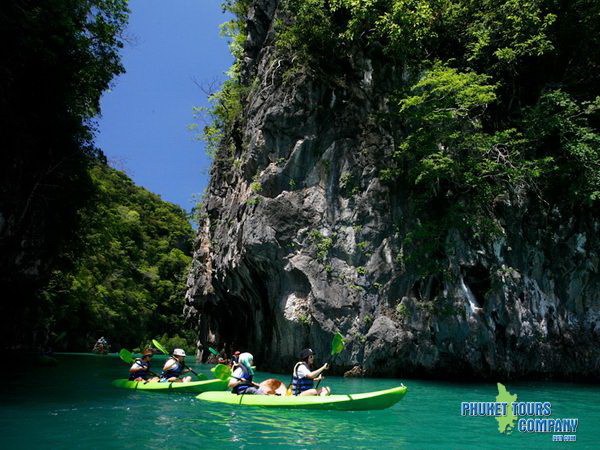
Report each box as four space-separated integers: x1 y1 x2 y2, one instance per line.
161 358 184 379
129 359 150 380
292 362 314 395
232 367 254 395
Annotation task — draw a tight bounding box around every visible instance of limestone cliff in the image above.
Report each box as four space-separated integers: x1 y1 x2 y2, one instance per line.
185 0 600 380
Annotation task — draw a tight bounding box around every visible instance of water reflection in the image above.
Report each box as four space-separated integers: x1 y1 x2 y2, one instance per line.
178 403 408 448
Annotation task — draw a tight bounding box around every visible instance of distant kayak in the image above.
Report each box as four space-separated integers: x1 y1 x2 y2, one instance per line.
196 385 408 410
112 378 227 393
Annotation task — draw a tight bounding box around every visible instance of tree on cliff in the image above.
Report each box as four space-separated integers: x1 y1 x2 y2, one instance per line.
275 0 600 273
188 1 600 378
0 0 129 349
41 162 194 351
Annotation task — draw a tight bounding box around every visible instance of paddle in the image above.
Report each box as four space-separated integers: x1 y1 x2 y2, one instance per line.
315 331 345 389
118 348 160 378
208 347 219 356
118 348 134 364
211 363 260 387
151 339 169 356
211 363 232 381
152 339 205 380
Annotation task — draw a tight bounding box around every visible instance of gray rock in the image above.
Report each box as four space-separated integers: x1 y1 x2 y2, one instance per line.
185 0 600 380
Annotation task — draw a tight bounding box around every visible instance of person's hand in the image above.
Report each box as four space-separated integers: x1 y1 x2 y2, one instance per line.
315 375 324 382
322 363 329 370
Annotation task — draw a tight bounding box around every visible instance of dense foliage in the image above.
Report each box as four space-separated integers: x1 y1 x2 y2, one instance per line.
190 0 253 162
42 163 194 351
273 0 600 274
0 0 130 349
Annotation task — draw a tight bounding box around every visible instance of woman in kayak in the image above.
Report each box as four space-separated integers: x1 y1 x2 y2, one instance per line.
291 348 330 396
160 348 192 383
229 352 267 395
129 349 158 382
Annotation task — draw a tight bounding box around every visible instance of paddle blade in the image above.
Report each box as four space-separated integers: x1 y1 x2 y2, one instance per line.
331 332 345 356
119 348 134 364
152 339 168 355
208 347 219 356
211 364 231 381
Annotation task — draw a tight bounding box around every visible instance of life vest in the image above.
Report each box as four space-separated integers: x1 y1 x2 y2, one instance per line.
161 358 183 379
292 362 314 395
232 367 254 395
129 359 150 380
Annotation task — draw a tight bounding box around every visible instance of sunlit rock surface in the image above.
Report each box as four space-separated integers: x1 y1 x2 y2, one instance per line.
185 0 600 380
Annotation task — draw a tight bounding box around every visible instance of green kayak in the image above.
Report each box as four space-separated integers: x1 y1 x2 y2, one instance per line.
112 378 227 393
196 385 407 411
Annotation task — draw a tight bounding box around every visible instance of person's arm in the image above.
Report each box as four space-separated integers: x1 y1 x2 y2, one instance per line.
304 363 329 380
162 358 176 371
129 360 145 373
228 368 245 388
228 369 260 388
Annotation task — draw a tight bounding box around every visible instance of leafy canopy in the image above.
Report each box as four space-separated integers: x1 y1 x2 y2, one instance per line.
42 163 194 350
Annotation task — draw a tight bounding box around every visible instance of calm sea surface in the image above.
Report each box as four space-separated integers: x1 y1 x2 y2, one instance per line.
0 354 597 449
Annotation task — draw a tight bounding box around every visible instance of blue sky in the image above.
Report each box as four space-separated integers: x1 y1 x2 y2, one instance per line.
96 0 233 211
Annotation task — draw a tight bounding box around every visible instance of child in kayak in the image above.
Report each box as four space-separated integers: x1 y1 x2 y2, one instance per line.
291 348 330 396
129 349 158 382
160 348 192 382
229 352 267 395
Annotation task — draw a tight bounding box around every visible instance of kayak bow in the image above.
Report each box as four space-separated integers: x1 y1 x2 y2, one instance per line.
196 385 408 411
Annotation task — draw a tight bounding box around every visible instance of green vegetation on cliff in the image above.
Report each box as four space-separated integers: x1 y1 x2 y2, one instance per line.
42 162 194 351
0 0 130 349
0 1 201 352
274 0 600 274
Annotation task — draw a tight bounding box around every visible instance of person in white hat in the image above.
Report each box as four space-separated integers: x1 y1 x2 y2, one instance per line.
160 348 192 382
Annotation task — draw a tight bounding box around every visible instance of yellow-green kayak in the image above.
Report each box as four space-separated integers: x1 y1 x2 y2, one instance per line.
112 378 227 393
196 385 408 410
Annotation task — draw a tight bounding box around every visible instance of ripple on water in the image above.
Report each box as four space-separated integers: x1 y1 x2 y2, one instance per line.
0 356 598 449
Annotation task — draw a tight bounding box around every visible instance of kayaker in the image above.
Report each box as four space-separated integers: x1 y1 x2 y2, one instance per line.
160 348 192 383
291 348 330 396
230 350 241 368
129 349 158 382
93 336 109 354
229 352 266 395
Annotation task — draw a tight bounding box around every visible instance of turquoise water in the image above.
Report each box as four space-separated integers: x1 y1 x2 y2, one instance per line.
0 354 597 448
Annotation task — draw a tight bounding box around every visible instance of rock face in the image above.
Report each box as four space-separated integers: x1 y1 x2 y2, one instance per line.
185 0 600 380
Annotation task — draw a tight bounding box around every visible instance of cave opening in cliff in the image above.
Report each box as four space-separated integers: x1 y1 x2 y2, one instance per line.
203 260 276 364
464 264 491 308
